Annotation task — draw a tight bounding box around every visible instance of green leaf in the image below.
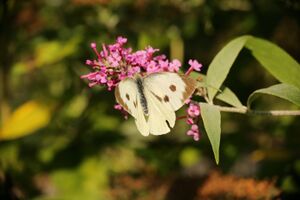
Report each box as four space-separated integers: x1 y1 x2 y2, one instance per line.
247 83 300 108
35 36 81 67
206 35 251 101
179 147 201 167
245 37 300 89
215 86 244 108
189 72 243 108
189 71 203 80
200 103 221 164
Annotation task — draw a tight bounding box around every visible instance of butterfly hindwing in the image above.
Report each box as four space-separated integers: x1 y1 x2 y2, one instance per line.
144 88 175 135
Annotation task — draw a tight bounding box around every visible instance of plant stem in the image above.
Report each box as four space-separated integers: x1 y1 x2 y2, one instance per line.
214 105 300 116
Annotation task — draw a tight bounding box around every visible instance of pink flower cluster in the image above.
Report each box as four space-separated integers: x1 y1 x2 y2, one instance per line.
186 102 201 141
81 36 184 90
81 36 203 141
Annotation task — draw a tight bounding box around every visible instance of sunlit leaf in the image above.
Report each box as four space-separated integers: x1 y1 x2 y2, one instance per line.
51 157 109 199
179 147 201 167
64 95 88 118
215 86 244 108
200 103 221 164
245 37 300 89
247 83 300 108
35 36 80 67
0 101 51 140
49 148 138 199
11 62 28 76
190 72 243 108
206 35 251 101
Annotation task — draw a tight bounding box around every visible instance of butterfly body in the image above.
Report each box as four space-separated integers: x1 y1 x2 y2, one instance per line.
135 76 149 115
115 72 196 136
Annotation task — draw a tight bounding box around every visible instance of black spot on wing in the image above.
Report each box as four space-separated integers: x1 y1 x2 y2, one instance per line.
151 91 162 102
169 84 176 92
164 95 169 102
126 93 130 100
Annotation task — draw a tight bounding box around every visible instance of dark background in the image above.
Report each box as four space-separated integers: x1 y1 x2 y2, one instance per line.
1 0 299 199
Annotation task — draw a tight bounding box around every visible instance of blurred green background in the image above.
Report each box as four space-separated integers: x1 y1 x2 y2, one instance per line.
0 0 299 199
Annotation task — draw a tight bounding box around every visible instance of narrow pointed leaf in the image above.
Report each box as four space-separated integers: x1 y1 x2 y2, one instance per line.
206 35 251 101
245 37 300 89
215 87 244 108
200 103 221 164
247 83 300 108
190 72 243 108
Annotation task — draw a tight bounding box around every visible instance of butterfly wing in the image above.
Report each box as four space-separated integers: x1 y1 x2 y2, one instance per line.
115 78 150 136
143 72 197 135
115 72 197 136
144 72 196 111
144 88 175 135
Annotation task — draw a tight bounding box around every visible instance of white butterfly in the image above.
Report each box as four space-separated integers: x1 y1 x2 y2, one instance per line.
115 72 197 136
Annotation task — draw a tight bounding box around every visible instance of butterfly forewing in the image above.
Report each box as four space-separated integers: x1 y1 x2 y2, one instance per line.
143 72 196 135
115 78 136 117
115 78 149 136
144 72 197 110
